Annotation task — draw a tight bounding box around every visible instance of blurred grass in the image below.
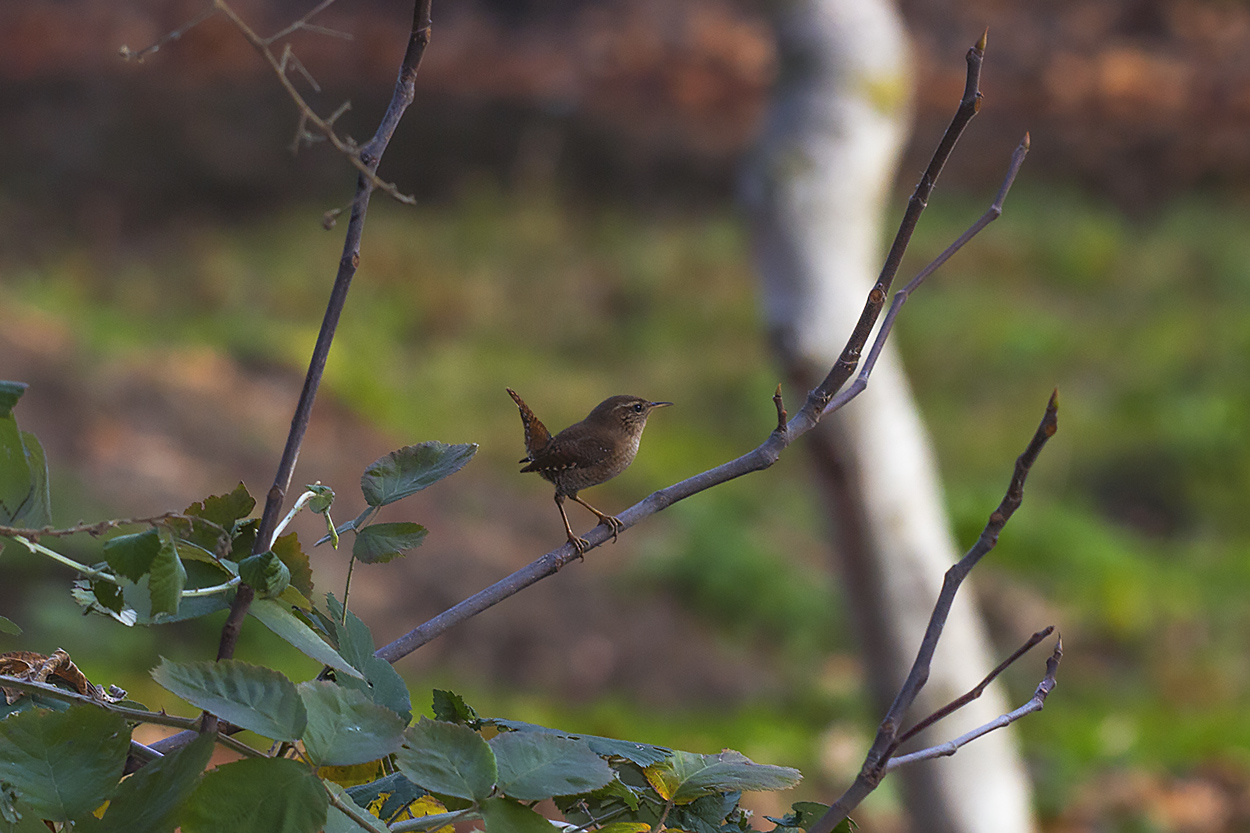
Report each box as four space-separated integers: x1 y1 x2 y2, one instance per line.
5 181 1250 817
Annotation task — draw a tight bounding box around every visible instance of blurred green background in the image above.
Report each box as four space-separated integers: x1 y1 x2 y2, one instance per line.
3 1 1250 830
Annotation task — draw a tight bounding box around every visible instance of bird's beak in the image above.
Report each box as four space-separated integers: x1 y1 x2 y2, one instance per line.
650 401 673 409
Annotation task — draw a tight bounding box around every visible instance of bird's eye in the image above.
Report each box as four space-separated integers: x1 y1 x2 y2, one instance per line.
633 403 644 413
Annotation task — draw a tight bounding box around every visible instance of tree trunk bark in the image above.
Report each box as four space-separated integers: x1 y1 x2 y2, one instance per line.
741 3 1035 832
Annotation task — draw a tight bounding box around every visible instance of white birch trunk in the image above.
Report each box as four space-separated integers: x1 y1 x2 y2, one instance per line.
741 2 1035 831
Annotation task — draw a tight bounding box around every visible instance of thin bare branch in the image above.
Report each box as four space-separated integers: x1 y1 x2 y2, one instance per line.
808 390 1059 833
823 132 1030 417
119 4 219 62
374 32 1007 665
894 624 1054 749
210 0 434 686
885 635 1062 771
209 0 417 206
264 0 348 45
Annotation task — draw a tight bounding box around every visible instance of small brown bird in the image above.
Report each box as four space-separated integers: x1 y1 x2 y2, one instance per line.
507 388 672 555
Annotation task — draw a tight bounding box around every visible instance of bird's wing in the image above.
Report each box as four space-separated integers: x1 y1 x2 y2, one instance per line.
522 432 613 474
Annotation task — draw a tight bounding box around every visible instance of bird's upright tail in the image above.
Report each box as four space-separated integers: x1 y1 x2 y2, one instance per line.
506 388 551 461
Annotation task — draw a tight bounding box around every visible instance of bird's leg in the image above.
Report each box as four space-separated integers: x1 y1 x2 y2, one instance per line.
570 495 624 544
555 493 590 558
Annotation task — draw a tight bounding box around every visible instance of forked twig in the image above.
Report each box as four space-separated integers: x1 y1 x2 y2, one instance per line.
121 0 412 204
893 625 1054 750
885 636 1062 772
808 392 1059 833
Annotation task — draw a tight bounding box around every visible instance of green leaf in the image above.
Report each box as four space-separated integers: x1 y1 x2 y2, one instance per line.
248 599 364 680
764 802 845 832
491 732 615 801
179 757 327 833
483 718 671 767
479 797 560 832
345 772 426 824
103 530 161 583
151 658 306 742
297 682 406 767
321 780 388 833
0 705 129 822
432 690 479 726
0 393 47 527
16 433 50 530
396 718 496 802
645 750 801 804
272 532 314 598
330 605 411 722
307 484 335 514
148 532 186 616
185 482 256 529
0 615 20 636
360 442 477 507
0 382 27 418
238 551 291 599
95 730 215 833
352 522 428 564
174 484 254 556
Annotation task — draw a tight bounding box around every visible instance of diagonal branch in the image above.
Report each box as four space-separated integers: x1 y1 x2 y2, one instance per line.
807 391 1059 833
211 0 433 674
374 32 1008 665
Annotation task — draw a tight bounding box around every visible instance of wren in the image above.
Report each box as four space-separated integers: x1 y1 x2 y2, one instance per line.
507 388 672 555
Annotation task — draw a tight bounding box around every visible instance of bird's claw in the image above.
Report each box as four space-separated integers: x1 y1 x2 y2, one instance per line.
598 514 624 544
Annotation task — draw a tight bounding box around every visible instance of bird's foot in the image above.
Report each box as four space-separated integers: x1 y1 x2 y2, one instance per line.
566 533 591 561
596 514 624 544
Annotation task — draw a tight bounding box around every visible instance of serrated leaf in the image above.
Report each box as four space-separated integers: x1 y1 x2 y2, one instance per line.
352 522 428 564
396 718 496 802
238 551 291 599
484 718 670 767
151 658 306 741
271 532 314 598
147 533 186 616
298 682 406 767
0 705 129 822
248 599 364 680
331 606 411 722
177 484 255 555
431 690 478 726
597 824 652 833
0 615 20 636
95 730 214 833
180 757 327 833
360 442 477 507
491 732 614 801
644 750 801 804
479 797 560 832
103 530 161 583
0 382 26 418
